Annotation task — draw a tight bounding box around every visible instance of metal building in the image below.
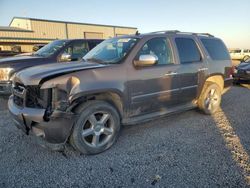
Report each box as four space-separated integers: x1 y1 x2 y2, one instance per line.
0 17 137 52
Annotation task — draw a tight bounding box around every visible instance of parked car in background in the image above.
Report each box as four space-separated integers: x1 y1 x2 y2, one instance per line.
11 45 22 53
8 31 233 155
233 57 250 83
0 45 23 58
230 49 250 61
0 51 20 58
0 39 103 94
32 44 46 52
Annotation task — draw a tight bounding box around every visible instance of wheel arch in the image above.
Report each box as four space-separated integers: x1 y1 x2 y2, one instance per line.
69 90 125 118
205 74 224 91
198 74 224 98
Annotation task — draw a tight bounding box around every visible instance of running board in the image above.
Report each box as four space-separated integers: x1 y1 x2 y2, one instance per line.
122 102 197 125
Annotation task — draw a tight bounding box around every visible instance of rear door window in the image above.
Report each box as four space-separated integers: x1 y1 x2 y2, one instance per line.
201 38 230 60
175 38 201 64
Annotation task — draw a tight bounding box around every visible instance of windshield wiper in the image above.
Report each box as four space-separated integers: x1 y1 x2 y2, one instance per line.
33 53 44 57
85 58 106 64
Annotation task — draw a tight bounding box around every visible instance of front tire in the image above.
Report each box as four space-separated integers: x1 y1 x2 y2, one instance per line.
198 82 221 115
70 100 121 155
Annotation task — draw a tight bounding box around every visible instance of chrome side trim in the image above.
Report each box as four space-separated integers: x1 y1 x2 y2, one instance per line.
132 88 180 101
181 85 198 90
198 68 208 71
165 72 178 76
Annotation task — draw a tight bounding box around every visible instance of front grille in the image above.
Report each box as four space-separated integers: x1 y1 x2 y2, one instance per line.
26 86 45 108
12 82 26 107
13 95 24 106
12 81 51 109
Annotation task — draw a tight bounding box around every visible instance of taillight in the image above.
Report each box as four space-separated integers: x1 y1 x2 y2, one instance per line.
229 66 236 77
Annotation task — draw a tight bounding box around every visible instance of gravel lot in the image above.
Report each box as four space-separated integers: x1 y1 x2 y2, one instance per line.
1 86 250 188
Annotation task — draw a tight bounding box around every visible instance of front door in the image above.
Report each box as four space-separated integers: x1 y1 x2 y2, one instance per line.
128 37 181 117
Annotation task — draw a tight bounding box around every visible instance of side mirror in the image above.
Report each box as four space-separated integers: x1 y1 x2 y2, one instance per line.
134 54 158 67
60 52 72 62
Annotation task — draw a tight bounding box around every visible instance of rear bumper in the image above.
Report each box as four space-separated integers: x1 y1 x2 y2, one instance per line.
8 95 77 144
0 81 12 95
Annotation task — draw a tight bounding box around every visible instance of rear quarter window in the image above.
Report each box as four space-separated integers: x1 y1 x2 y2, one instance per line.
201 38 230 60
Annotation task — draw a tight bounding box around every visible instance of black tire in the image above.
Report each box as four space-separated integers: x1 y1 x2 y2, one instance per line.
70 100 120 155
198 82 221 115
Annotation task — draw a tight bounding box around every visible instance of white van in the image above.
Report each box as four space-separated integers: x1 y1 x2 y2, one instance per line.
230 49 250 61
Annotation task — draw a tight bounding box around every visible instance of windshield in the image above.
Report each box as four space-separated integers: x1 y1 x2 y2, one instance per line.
230 49 241 53
83 37 138 64
34 40 67 57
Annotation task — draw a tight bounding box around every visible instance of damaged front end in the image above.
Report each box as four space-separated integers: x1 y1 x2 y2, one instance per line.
8 78 78 147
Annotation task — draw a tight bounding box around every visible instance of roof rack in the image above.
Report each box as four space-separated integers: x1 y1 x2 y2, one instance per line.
148 30 180 34
178 32 214 37
196 33 214 37
146 30 214 37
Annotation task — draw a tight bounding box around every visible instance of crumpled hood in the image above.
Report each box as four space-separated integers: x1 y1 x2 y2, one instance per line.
237 62 250 70
0 55 43 67
15 61 107 85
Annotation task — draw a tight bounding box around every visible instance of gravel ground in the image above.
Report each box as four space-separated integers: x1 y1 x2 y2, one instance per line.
1 86 250 188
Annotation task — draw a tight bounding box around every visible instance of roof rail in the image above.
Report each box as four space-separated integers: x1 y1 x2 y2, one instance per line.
196 33 214 37
146 30 214 37
175 31 214 37
148 30 180 34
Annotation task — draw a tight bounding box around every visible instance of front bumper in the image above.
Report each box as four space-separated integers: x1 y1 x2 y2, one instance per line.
0 81 12 95
8 95 77 144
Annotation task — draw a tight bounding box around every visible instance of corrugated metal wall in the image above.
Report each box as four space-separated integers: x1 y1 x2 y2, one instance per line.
0 18 137 52
31 20 67 39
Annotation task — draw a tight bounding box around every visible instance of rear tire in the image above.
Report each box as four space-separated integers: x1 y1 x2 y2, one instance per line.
70 100 120 155
198 82 221 115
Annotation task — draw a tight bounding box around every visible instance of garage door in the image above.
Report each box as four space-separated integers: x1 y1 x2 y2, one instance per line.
84 32 103 39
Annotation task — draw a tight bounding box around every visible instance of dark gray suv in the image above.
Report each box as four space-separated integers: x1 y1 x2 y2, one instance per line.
8 31 233 154
0 39 102 94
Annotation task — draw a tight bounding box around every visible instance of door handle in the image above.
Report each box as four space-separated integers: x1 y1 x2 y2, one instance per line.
198 68 208 71
165 71 178 76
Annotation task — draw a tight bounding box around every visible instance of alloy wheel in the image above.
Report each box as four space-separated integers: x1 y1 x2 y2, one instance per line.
204 88 219 111
81 111 115 148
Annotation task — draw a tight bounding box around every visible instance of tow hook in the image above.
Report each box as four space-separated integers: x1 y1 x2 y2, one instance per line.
21 114 30 135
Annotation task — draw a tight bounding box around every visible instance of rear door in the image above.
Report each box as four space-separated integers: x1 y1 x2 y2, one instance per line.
173 36 207 104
